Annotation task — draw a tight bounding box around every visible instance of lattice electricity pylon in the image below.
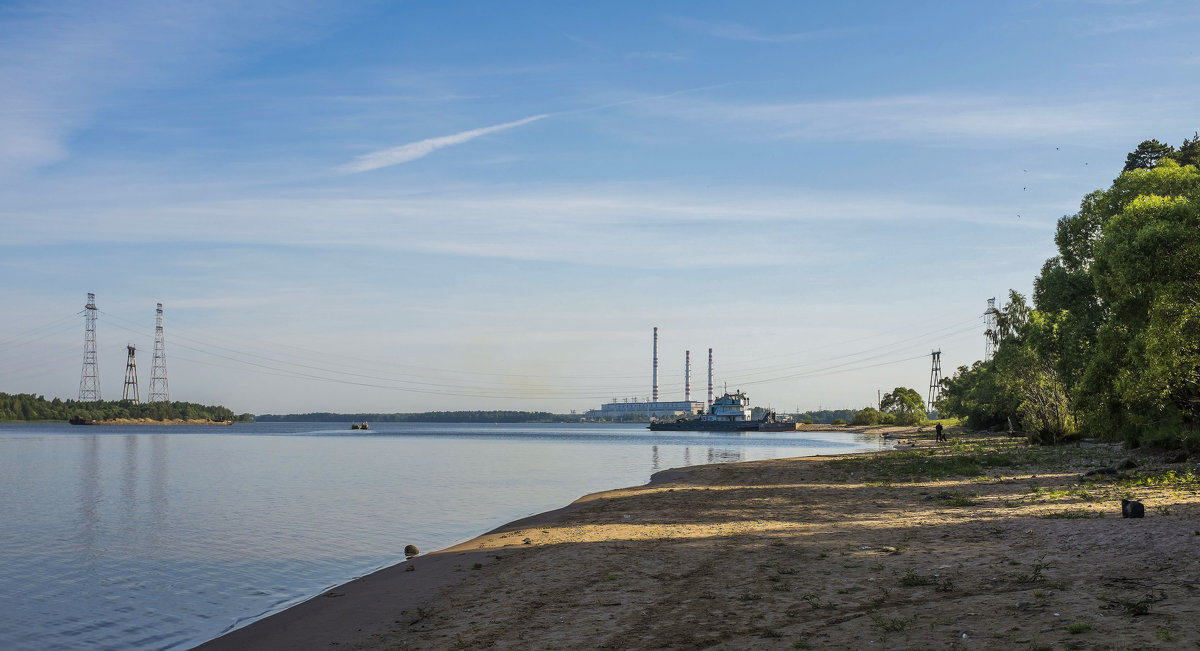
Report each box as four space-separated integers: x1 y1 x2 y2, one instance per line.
984 297 999 360
78 293 101 401
148 303 169 402
927 349 943 412
122 344 140 404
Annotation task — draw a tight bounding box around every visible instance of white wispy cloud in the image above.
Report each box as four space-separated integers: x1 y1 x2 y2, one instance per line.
665 16 870 43
0 0 337 179
3 183 1041 270
629 93 1136 142
337 114 550 173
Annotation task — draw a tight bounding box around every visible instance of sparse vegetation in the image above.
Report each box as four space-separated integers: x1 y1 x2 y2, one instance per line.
826 435 1127 483
896 568 954 592
1066 621 1092 634
1040 509 1103 519
870 613 909 632
1015 555 1053 584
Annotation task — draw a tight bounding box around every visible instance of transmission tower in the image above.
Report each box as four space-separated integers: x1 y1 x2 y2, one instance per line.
78 293 101 401
984 297 999 360
123 344 140 403
927 349 943 411
148 303 169 402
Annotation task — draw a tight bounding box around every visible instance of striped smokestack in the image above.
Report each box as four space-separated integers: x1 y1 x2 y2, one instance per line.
685 350 691 402
652 327 659 403
707 348 713 411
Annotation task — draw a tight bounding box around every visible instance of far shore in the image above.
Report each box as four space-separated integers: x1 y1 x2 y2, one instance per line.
69 417 234 426
195 427 1200 650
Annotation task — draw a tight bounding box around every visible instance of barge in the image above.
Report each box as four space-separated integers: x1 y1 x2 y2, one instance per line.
648 391 797 432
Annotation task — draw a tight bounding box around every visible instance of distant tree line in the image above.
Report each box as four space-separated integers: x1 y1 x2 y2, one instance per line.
256 410 566 423
0 392 245 422
938 134 1200 449
770 408 857 424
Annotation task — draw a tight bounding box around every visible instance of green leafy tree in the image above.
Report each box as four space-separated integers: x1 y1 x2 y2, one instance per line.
1172 132 1199 169
1123 139 1176 172
993 312 1076 443
851 406 883 426
1083 166 1200 447
936 362 1007 430
880 387 926 425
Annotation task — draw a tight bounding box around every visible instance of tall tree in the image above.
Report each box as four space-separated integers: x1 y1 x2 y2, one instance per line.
1086 163 1200 446
880 386 926 425
1176 131 1200 169
1123 139 1176 172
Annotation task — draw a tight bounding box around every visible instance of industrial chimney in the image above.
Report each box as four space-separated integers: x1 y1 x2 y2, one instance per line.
652 327 659 403
685 350 691 402
707 348 714 411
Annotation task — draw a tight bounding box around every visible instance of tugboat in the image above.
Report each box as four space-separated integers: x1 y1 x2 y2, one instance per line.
648 391 798 432
648 391 746 431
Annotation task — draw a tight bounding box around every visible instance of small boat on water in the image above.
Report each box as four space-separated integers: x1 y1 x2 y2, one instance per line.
350 421 369 430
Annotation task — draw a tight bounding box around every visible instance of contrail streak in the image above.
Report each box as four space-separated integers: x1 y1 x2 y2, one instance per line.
338 113 549 173
337 81 737 173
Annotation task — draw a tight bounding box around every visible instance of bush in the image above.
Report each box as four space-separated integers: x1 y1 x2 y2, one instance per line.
892 411 926 426
851 407 882 426
832 418 846 426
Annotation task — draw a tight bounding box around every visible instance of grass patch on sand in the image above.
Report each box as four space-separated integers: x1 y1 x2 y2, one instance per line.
1117 468 1200 488
826 434 1125 482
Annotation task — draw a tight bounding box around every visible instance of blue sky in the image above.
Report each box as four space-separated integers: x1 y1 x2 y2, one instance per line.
1 0 1197 414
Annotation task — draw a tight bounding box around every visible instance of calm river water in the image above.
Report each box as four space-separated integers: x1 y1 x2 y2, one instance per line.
0 421 886 650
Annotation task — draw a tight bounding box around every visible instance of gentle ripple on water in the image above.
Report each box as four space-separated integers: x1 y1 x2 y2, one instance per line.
0 421 886 650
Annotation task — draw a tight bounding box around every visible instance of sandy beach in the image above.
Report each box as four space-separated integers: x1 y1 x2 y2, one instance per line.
197 428 1200 650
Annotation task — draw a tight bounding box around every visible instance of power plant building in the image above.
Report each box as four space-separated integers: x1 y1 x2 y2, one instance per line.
585 327 709 420
586 399 704 420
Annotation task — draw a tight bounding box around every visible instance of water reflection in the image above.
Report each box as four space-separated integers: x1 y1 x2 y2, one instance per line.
122 435 137 522
707 447 744 464
78 436 100 570
148 435 168 551
7 423 885 651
